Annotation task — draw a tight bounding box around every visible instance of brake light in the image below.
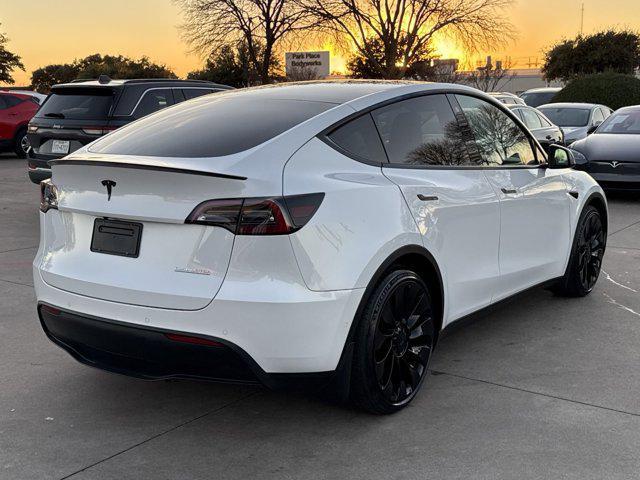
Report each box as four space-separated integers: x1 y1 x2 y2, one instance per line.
81 126 117 135
185 193 324 235
40 179 59 213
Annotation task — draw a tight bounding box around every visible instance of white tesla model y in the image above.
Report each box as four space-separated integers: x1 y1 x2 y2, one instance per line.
34 82 607 414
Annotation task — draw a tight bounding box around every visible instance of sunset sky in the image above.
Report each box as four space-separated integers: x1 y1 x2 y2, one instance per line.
1 0 639 86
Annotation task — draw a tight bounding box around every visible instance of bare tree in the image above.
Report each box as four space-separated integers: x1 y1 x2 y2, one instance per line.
177 0 311 84
298 0 515 79
465 57 516 91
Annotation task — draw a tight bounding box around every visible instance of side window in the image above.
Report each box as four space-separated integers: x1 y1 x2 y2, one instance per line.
134 89 174 118
183 88 214 100
511 108 524 121
0 96 8 110
455 95 537 167
371 94 470 166
537 112 552 127
327 113 387 163
521 108 543 130
592 108 605 124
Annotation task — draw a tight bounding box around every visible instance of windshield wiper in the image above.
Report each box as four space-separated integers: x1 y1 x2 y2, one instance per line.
44 112 65 118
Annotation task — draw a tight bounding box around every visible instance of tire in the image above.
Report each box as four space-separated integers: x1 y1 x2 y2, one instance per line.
350 269 436 414
552 205 606 297
13 128 29 159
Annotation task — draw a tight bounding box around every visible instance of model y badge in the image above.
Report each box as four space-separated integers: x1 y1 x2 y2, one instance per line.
610 161 621 169
101 180 117 201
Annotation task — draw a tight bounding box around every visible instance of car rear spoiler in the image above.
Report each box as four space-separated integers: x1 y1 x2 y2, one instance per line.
48 158 247 181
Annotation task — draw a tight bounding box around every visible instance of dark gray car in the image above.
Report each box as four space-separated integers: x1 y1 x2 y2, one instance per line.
519 87 562 108
569 105 640 191
26 76 232 183
508 104 564 153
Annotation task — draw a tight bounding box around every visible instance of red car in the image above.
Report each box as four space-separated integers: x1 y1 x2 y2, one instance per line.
0 91 41 158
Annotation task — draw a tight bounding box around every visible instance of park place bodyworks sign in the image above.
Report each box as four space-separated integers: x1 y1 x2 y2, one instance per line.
285 51 330 78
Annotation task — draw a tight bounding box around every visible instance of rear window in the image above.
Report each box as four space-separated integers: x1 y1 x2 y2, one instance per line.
538 107 591 127
89 95 334 157
37 87 115 120
520 91 557 108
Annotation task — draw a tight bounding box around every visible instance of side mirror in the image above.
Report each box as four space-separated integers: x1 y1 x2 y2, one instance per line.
547 144 575 168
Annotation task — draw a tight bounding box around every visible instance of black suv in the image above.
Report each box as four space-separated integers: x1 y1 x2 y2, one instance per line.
27 76 232 183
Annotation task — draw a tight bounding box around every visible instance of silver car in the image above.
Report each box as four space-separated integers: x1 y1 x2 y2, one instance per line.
538 103 613 145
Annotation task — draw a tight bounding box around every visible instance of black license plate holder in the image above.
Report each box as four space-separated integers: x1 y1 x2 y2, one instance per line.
91 219 143 258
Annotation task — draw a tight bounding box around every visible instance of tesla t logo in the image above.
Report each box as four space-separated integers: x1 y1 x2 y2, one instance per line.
610 161 621 169
101 180 117 201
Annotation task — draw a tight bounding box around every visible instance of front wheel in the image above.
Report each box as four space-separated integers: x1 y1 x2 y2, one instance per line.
350 269 436 414
553 205 605 297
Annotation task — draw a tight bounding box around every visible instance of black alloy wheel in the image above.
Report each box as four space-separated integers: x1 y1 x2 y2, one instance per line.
553 205 606 297
351 270 436 414
576 209 605 292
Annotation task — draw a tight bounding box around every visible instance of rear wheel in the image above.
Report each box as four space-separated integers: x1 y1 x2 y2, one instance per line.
350 269 435 414
553 205 605 297
13 128 29 159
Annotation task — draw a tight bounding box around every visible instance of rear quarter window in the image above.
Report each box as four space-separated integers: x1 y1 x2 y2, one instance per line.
327 113 387 163
89 95 333 157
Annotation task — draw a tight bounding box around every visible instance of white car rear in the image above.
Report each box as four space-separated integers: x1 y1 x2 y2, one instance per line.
34 82 607 413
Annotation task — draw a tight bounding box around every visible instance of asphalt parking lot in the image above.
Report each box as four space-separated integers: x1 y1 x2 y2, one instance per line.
1 152 639 480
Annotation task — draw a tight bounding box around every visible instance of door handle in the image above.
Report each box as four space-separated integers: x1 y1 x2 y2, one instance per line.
501 188 518 195
417 194 439 202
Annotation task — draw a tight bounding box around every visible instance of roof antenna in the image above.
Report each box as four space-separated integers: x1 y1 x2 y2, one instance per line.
98 75 112 84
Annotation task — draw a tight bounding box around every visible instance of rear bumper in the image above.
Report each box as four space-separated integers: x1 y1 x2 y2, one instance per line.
38 303 354 392
39 303 259 384
33 229 364 375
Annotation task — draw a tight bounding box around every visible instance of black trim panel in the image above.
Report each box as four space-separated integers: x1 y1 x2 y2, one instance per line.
48 159 247 180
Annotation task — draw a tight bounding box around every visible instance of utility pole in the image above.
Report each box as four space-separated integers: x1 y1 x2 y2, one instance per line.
580 3 585 36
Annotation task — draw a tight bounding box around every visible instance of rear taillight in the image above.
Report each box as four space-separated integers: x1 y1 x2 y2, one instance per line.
40 179 59 213
81 126 117 135
185 193 324 235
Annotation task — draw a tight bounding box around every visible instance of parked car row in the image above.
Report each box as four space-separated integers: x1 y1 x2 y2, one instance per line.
490 89 638 190
8 76 636 191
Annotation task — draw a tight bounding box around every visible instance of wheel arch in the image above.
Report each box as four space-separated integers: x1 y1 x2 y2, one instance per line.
349 245 445 346
584 191 608 236
13 123 28 139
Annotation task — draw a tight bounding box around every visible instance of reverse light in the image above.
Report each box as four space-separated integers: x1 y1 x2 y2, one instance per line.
40 179 59 213
185 193 324 235
81 126 118 135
